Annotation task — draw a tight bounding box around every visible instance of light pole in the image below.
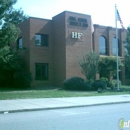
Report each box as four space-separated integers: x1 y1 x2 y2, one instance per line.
115 5 120 91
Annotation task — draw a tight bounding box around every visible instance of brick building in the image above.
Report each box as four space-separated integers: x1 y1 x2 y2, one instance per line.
15 11 129 86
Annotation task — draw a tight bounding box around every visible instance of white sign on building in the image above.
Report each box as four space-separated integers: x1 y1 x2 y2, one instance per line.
72 32 82 39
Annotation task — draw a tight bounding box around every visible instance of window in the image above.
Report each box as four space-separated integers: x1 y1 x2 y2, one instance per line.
17 37 22 49
112 38 120 56
99 36 107 55
124 42 128 55
35 34 49 46
35 63 48 80
125 62 130 79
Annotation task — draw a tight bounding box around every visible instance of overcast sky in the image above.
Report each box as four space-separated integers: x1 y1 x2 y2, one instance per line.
14 0 130 28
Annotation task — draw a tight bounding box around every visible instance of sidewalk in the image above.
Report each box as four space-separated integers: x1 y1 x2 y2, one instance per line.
0 94 130 114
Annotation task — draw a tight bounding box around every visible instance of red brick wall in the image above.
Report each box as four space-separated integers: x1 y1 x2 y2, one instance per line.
16 11 129 87
93 25 127 84
52 12 66 86
29 18 54 86
65 11 93 80
17 19 30 68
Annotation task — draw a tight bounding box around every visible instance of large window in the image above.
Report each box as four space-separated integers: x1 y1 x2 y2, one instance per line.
125 62 130 79
99 36 107 55
35 34 49 46
35 63 48 80
112 38 120 56
17 37 22 49
124 42 128 55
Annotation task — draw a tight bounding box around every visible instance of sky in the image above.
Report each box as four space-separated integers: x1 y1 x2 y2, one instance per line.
13 0 130 29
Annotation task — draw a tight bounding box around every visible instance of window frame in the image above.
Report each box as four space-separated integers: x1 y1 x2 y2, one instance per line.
99 36 107 55
112 37 120 56
125 61 130 79
35 34 49 47
35 63 49 80
17 37 22 49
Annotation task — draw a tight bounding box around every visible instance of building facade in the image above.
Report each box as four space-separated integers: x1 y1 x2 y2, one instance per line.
15 11 129 86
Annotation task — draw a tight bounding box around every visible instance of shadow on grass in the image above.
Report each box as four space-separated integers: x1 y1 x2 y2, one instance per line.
0 86 63 92
0 85 130 94
121 86 130 92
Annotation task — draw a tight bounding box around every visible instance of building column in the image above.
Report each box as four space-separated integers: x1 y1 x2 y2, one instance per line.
107 27 112 56
93 25 99 53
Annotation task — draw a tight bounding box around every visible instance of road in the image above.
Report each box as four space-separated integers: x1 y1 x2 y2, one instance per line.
0 103 130 130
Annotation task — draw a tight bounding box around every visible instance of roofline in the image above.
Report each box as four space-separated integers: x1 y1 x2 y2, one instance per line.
29 17 52 21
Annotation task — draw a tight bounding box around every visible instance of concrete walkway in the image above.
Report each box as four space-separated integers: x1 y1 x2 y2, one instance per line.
0 94 130 114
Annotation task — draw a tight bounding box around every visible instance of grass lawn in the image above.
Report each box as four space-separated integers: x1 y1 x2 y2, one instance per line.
0 85 130 100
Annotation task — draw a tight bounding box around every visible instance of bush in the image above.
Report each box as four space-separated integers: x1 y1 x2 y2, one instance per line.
106 80 121 90
107 81 113 89
14 70 32 88
92 80 107 90
112 80 121 87
63 77 86 90
100 77 108 84
111 80 121 88
84 81 93 90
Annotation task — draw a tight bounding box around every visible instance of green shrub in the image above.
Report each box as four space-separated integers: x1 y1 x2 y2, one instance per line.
107 80 121 90
63 77 86 90
100 77 111 88
92 80 107 90
111 80 121 88
107 81 113 88
84 81 93 90
100 77 108 84
14 70 32 88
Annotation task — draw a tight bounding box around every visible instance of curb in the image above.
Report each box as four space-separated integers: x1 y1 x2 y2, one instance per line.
1 101 130 114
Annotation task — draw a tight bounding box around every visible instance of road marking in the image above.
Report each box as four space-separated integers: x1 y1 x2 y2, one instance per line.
50 110 89 116
63 112 89 116
4 112 9 114
50 110 75 114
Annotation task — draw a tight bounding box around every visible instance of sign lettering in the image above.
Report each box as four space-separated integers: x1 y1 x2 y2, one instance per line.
72 32 82 39
69 16 88 28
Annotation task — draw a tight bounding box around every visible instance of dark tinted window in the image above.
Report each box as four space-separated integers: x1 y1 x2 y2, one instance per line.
125 62 130 79
35 63 48 80
35 34 49 46
17 37 22 49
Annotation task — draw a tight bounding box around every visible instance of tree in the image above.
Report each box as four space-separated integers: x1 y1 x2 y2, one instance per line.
0 47 32 87
0 0 27 48
78 51 100 81
99 56 123 80
124 27 130 70
0 0 30 87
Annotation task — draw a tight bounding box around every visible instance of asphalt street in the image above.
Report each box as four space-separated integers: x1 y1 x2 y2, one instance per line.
0 103 130 130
